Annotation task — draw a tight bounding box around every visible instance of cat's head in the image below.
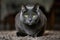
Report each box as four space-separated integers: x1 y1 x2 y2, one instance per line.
19 4 41 25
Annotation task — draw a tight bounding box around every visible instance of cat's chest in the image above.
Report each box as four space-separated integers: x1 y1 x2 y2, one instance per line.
21 23 40 35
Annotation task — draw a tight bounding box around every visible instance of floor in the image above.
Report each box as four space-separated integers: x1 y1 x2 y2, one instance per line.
0 30 60 40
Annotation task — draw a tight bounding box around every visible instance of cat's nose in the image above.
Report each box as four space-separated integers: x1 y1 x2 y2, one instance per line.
29 20 32 22
29 18 32 22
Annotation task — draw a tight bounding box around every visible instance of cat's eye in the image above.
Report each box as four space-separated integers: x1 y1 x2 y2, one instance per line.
24 15 28 18
33 15 36 18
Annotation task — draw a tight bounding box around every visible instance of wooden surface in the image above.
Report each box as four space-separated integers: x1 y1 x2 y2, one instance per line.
0 30 60 40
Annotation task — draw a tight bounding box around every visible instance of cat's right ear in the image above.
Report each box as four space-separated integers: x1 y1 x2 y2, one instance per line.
21 5 26 12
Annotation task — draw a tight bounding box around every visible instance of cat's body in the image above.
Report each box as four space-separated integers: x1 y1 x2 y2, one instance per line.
15 4 47 37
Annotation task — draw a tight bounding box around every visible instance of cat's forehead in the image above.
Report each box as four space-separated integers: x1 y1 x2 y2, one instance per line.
26 5 34 10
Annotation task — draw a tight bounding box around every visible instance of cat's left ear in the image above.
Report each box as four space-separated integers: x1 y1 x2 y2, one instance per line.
33 4 40 15
34 4 40 11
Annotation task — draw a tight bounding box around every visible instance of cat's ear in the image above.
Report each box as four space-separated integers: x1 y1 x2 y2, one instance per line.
34 4 40 11
21 5 26 12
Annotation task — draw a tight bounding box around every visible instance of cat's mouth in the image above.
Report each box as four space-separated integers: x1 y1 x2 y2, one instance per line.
26 21 32 25
28 23 32 25
25 21 34 25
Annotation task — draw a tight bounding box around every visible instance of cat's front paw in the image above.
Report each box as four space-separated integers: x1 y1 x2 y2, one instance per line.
16 32 27 37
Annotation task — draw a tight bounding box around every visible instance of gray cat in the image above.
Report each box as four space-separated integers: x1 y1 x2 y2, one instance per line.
15 4 47 37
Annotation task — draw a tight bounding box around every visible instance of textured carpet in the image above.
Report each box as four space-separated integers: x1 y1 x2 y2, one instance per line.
0 30 60 40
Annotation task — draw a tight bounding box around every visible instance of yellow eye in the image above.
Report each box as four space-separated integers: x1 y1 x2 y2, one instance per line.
24 15 28 18
33 15 36 18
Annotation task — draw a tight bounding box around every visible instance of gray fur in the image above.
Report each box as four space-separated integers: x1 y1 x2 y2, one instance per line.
15 4 47 36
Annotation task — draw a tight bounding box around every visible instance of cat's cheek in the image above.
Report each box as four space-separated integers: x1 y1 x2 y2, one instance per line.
24 20 28 24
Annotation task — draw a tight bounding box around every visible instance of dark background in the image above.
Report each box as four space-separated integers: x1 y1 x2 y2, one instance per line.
0 0 60 30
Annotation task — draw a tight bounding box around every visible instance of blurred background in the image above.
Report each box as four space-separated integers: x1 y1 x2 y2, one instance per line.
0 0 60 31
